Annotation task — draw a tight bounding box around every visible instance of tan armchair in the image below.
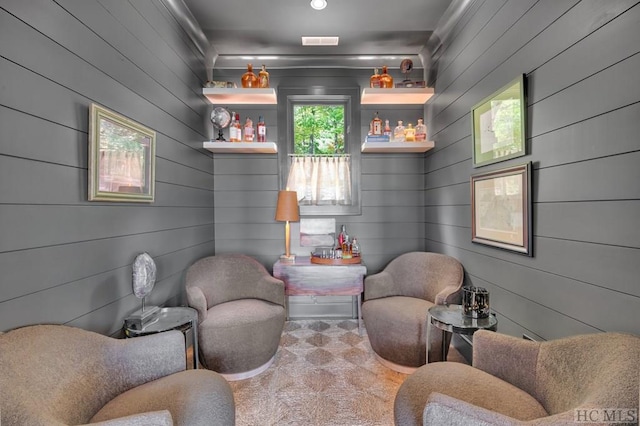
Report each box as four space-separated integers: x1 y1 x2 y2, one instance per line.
395 330 640 425
362 252 464 373
185 254 286 380
0 324 235 426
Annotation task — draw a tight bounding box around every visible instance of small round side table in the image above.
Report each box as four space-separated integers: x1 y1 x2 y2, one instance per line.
426 304 497 363
124 306 199 370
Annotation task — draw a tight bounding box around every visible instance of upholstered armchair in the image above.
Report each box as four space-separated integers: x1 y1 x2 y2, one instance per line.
362 252 464 373
395 330 640 425
0 324 235 426
185 254 286 380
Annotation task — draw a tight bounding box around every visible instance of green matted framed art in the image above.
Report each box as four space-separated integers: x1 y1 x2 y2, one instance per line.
472 74 526 167
88 103 156 202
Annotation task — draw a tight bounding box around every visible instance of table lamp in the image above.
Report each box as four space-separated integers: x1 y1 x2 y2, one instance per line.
275 190 300 262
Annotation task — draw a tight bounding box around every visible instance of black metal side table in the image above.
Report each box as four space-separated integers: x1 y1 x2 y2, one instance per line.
124 306 199 369
426 304 497 363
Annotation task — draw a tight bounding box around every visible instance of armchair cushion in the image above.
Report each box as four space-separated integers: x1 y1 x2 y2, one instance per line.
90 411 173 426
363 296 436 366
395 362 547 425
91 370 234 426
198 299 284 374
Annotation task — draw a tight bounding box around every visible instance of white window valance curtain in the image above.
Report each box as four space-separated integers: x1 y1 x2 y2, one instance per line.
286 155 352 205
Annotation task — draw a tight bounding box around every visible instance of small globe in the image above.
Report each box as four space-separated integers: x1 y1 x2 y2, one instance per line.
210 106 231 141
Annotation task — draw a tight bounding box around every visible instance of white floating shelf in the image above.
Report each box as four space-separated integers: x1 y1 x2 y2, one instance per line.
203 141 278 153
360 87 434 104
361 141 435 153
202 88 277 104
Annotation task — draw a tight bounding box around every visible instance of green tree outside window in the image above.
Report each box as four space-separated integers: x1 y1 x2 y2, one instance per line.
293 105 345 154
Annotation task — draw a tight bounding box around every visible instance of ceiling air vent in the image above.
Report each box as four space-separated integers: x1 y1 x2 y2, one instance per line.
301 36 339 46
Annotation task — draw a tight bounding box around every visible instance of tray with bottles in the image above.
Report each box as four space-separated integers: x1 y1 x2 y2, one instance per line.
309 253 361 265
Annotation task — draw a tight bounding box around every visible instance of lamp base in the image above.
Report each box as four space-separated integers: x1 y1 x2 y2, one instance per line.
280 254 296 262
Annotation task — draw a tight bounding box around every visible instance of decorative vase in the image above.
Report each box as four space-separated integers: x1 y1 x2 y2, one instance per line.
379 65 394 88
241 64 258 88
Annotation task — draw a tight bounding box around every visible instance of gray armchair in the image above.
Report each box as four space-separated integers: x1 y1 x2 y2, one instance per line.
362 252 464 373
185 254 286 380
395 330 640 425
0 324 235 426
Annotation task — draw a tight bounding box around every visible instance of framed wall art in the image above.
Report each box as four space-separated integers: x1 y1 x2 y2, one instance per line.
299 218 336 247
88 103 156 202
471 162 532 256
472 74 526 167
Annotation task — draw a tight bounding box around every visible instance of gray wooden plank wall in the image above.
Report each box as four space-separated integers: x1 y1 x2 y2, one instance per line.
424 0 640 340
0 0 213 335
211 68 427 274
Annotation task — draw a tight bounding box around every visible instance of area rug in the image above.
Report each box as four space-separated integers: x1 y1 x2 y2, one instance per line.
229 319 465 426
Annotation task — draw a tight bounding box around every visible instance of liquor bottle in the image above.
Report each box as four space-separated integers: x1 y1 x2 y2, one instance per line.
257 115 267 142
415 118 427 141
371 112 382 136
393 120 405 142
405 122 416 142
369 68 381 88
234 113 242 142
342 236 352 258
258 65 270 88
229 111 238 142
351 238 360 258
383 119 392 136
380 65 394 88
244 117 255 142
241 64 258 88
337 225 348 248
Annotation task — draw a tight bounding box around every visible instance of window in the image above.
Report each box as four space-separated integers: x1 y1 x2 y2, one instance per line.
292 105 344 154
277 87 361 216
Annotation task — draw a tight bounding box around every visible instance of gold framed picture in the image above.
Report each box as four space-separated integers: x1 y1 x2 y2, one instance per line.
88 103 156 202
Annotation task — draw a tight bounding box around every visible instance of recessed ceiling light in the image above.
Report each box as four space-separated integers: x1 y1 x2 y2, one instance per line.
301 36 339 46
310 0 327 10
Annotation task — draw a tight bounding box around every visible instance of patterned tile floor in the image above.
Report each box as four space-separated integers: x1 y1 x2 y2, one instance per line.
229 320 463 426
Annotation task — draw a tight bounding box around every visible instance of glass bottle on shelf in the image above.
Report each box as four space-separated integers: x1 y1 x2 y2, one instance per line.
370 68 381 88
244 117 255 142
415 118 427 141
405 122 416 142
257 115 266 142
241 64 258 88
379 65 394 88
393 120 405 142
383 119 392 136
234 113 242 142
229 111 238 142
351 238 360 258
370 111 382 135
258 65 270 88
